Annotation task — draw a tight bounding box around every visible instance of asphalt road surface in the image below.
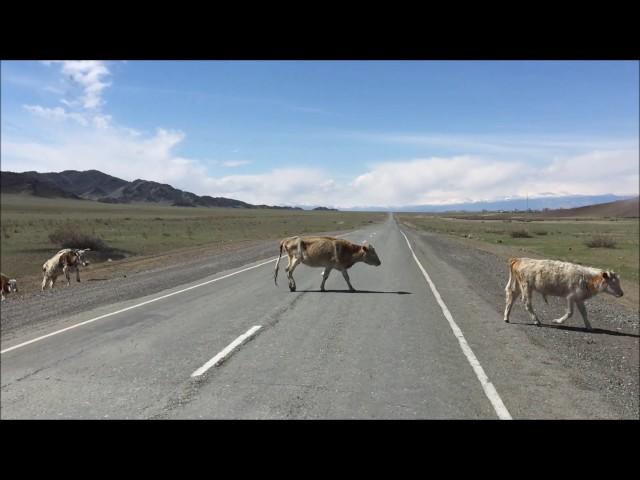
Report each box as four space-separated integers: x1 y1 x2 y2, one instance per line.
1 214 637 419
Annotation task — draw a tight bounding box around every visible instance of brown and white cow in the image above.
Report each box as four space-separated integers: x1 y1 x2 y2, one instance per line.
503 257 624 329
41 248 91 291
1 273 18 301
274 236 381 292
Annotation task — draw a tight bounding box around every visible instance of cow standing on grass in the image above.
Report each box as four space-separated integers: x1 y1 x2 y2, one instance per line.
41 248 91 291
503 257 624 330
1 273 18 301
274 236 381 292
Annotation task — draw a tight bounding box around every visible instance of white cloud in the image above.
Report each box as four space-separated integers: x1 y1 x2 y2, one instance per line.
23 105 89 126
527 150 639 197
222 160 251 167
2 127 207 185
199 168 339 205
345 131 639 159
24 61 114 130
3 124 637 207
348 156 530 206
55 61 112 110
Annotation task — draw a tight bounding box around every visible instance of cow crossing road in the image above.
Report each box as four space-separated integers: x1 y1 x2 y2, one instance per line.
0 214 633 419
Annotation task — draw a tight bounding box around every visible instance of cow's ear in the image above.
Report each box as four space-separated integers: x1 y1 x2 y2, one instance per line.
362 245 369 252
602 271 609 280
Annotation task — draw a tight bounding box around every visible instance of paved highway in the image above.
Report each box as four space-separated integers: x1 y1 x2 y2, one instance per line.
1 214 632 418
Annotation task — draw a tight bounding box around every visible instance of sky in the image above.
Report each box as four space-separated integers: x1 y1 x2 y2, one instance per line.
1 60 638 208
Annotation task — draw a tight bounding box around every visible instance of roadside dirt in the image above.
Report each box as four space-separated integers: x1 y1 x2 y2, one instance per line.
402 221 639 419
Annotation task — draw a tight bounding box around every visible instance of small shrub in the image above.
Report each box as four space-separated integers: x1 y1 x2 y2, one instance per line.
534 230 548 236
585 236 616 249
511 230 532 238
48 227 107 250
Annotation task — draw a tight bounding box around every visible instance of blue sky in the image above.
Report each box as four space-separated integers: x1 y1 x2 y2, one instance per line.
1 60 638 207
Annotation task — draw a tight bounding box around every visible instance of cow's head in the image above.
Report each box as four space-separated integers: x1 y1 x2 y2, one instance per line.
362 242 381 266
8 279 18 293
75 249 91 267
602 271 623 297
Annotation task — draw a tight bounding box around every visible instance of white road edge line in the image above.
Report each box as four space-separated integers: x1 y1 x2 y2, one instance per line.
400 230 513 420
1 231 358 355
191 325 262 377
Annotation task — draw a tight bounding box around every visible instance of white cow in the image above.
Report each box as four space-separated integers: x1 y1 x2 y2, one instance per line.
504 257 624 329
42 248 91 291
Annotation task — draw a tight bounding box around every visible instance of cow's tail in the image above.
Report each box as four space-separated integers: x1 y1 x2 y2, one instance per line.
274 241 284 286
506 258 519 293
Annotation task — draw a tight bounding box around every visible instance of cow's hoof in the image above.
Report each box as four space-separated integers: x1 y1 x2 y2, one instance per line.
534 321 541 327
504 318 510 323
289 286 296 292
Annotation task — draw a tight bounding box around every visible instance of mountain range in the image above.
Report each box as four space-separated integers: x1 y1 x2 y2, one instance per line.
2 170 636 214
346 194 638 213
0 170 301 210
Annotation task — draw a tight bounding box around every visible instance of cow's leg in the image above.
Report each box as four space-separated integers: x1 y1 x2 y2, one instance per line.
521 284 540 325
63 265 71 286
320 267 332 292
553 296 574 324
503 281 520 323
75 266 81 283
50 274 57 289
287 256 301 292
575 300 592 330
41 275 48 291
341 269 356 292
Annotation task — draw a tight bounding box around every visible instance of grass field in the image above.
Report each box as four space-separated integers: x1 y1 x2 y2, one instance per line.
0 194 385 283
398 213 640 285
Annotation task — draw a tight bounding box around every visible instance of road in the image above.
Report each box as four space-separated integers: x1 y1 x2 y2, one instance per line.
1 214 637 419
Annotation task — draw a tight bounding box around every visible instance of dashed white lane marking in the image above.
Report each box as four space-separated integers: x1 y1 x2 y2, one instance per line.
2 230 363 355
400 230 512 420
191 325 262 377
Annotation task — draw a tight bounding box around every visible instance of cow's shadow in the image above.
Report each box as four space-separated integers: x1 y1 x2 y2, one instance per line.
296 289 412 294
516 322 639 338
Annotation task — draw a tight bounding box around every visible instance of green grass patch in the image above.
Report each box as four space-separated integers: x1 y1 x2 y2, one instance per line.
398 213 639 284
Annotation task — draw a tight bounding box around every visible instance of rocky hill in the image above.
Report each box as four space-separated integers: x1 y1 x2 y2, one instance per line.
540 196 639 218
1 170 287 209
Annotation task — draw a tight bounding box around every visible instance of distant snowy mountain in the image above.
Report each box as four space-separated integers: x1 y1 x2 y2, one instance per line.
346 194 636 212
